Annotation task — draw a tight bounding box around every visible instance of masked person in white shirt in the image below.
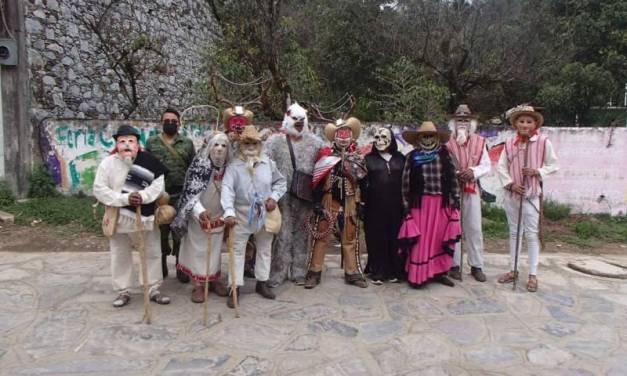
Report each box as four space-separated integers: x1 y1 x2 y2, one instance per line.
221 125 287 308
93 125 170 308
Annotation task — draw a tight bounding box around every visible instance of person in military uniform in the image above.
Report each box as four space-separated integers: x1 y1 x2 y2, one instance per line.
146 108 195 283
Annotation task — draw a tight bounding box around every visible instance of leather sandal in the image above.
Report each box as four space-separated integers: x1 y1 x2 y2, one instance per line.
304 271 321 289
209 280 228 297
149 289 171 305
526 275 538 292
497 271 518 284
191 285 205 303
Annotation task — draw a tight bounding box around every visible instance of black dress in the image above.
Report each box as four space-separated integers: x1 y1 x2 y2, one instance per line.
363 145 405 281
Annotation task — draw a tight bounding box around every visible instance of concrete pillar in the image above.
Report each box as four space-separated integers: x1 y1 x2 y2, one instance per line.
1 0 31 196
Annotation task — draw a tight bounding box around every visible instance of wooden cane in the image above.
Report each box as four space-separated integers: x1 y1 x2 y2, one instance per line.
135 206 152 324
459 189 464 282
512 144 530 291
203 222 213 326
227 225 240 318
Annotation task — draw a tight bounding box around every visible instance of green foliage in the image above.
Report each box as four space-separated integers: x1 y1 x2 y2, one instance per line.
27 164 58 199
543 200 572 221
3 195 101 233
572 216 627 243
0 180 15 207
374 57 449 123
481 203 509 239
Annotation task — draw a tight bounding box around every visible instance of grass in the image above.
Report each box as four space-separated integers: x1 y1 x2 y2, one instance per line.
2 195 102 233
480 201 627 248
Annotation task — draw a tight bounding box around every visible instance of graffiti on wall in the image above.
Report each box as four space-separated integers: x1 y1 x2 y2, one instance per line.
39 119 211 193
40 120 626 215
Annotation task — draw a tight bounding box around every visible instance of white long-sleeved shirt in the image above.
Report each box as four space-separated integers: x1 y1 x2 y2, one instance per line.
470 147 492 180
221 156 287 229
93 154 164 232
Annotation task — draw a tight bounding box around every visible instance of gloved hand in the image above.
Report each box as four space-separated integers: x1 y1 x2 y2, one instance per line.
313 203 325 216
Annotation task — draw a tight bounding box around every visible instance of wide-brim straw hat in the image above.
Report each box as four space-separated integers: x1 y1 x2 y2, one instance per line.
323 117 362 142
240 125 262 142
222 107 254 127
450 104 477 120
507 105 544 128
402 121 450 145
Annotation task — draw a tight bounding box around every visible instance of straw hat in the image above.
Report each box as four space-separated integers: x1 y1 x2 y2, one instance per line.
323 117 362 142
402 121 450 145
222 106 254 127
507 105 544 128
450 104 477 120
240 125 262 142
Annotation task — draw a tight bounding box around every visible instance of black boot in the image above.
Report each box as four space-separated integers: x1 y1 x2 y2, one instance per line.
449 266 462 281
255 281 276 300
471 267 487 282
304 271 321 289
434 274 455 287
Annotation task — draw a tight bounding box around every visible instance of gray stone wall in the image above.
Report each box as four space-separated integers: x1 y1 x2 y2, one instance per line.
24 0 218 123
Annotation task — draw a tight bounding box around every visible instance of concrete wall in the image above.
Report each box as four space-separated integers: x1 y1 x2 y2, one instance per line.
40 120 627 215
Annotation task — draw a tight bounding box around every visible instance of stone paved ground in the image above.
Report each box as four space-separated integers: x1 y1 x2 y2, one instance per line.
1 251 627 375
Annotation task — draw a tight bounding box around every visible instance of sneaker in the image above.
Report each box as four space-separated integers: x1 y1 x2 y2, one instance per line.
149 289 171 305
369 274 384 285
112 292 130 308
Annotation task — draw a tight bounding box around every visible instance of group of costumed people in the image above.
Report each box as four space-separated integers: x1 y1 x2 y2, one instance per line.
93 101 558 310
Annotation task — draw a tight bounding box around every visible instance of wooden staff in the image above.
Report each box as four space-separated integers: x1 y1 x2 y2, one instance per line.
203 222 213 326
512 143 530 291
459 189 464 282
227 225 240 318
135 206 152 324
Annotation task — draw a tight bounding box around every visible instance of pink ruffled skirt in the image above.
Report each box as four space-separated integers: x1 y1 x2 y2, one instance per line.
398 195 461 285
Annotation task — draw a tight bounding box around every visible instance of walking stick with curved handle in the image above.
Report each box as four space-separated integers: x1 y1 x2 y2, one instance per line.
135 206 152 324
512 144 529 291
227 225 240 317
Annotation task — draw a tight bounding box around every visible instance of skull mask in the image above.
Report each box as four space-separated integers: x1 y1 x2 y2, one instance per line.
373 127 392 152
115 135 139 165
418 133 439 151
209 133 229 168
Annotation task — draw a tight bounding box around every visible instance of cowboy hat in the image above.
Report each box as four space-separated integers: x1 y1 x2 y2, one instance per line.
240 125 262 142
113 125 140 140
450 104 477 120
402 121 450 145
222 106 254 127
323 117 362 142
507 104 544 128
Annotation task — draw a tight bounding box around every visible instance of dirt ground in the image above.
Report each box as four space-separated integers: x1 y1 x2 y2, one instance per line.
0 222 625 255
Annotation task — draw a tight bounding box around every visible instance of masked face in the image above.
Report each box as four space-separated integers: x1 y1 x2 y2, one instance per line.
455 118 470 144
241 139 261 158
209 134 229 167
162 113 180 136
514 115 537 137
334 128 352 150
282 103 308 136
418 134 439 151
116 135 139 164
374 128 392 151
227 116 248 137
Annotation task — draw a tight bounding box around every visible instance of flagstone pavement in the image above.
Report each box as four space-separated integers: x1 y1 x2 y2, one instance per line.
1 251 627 376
